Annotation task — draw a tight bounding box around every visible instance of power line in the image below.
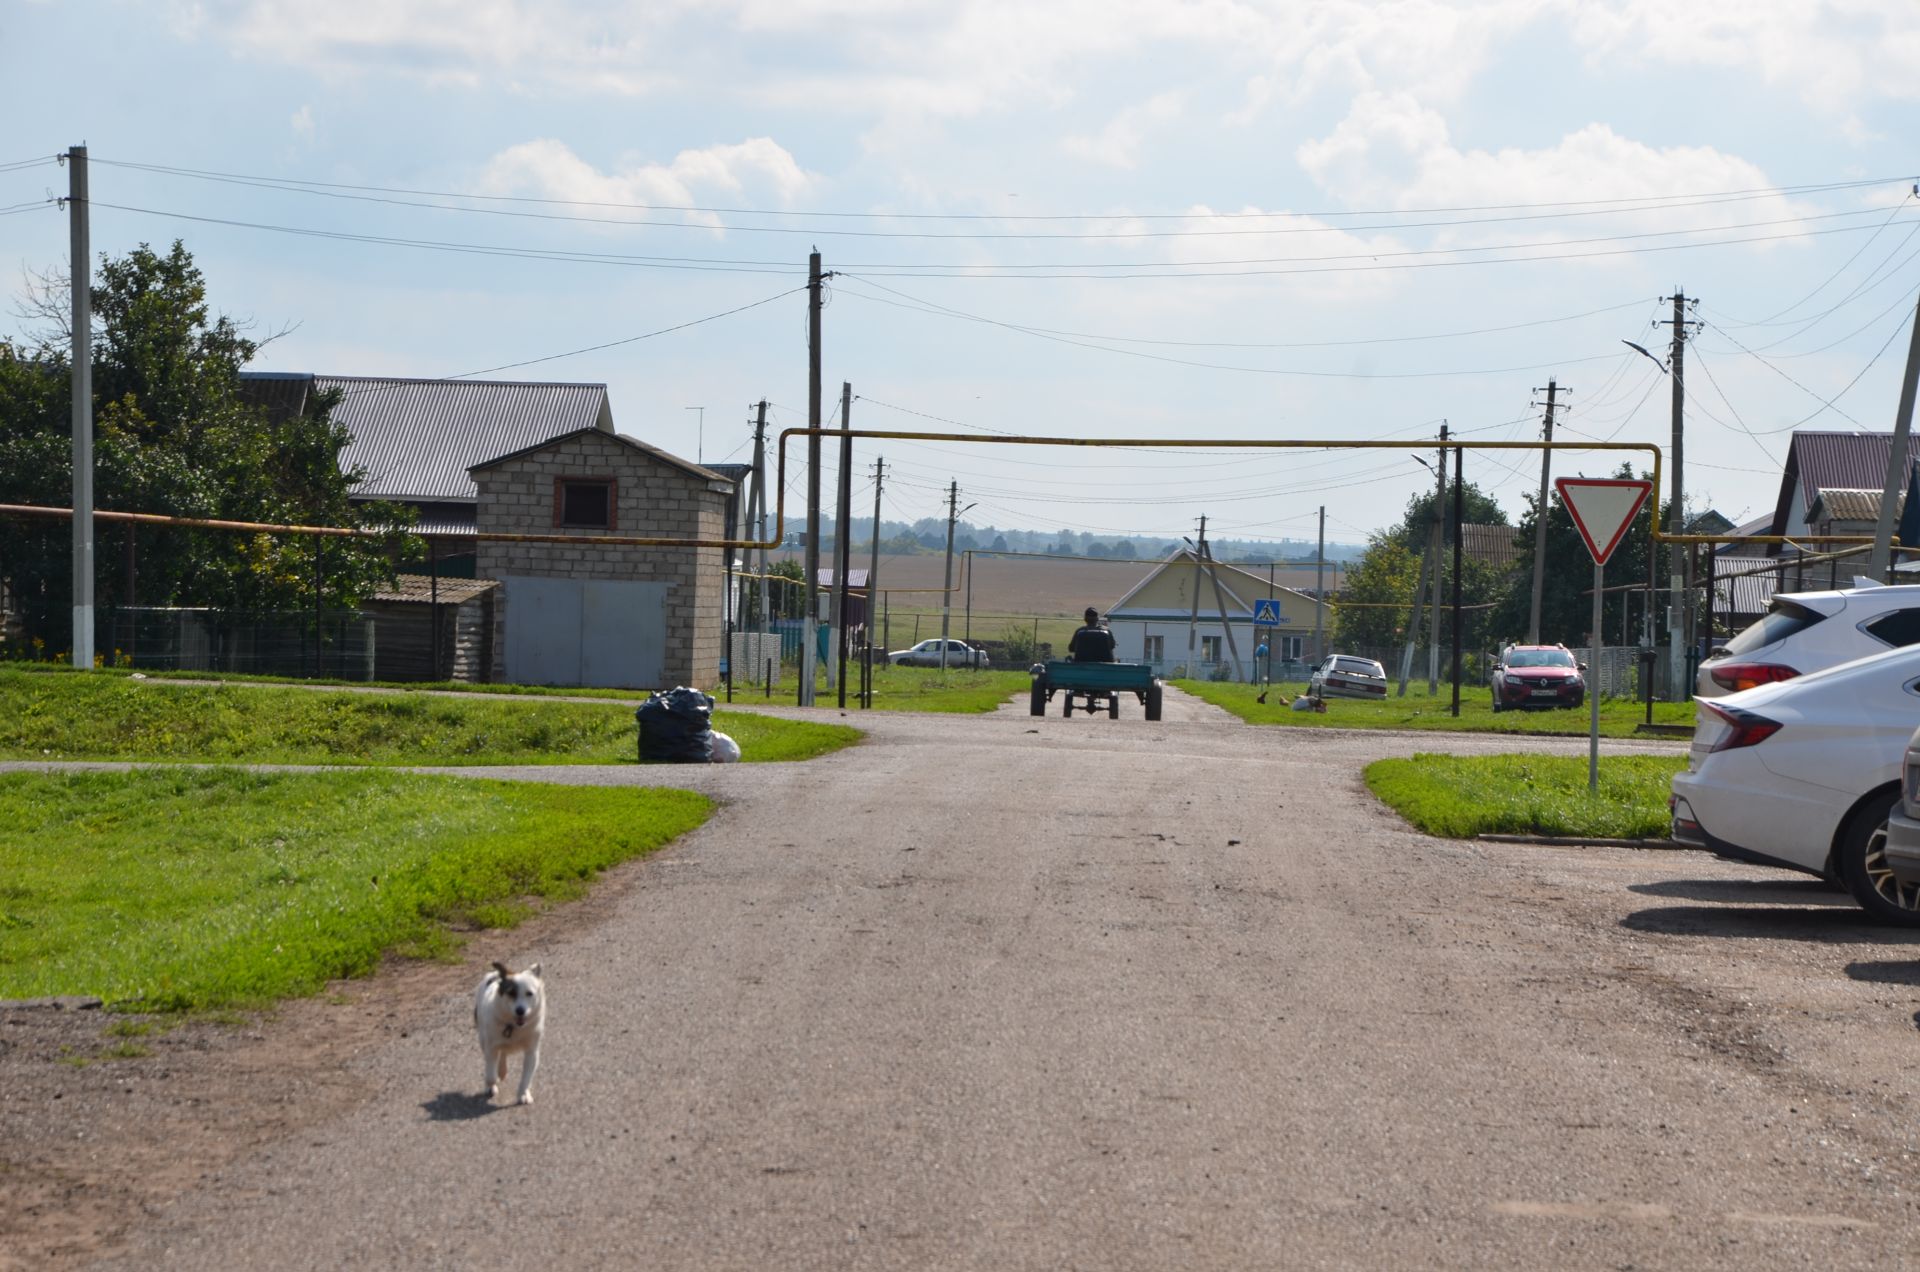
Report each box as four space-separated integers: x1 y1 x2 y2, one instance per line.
86 156 1911 225
1701 192 1919 327
439 287 806 379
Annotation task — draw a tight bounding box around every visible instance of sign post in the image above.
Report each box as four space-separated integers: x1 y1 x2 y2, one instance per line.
1556 478 1654 792
1252 599 1281 693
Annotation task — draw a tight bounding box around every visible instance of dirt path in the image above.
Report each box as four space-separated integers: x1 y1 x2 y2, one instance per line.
11 704 1920 1269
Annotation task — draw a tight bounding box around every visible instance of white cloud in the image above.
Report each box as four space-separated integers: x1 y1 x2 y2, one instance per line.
290 104 315 139
1062 93 1184 170
477 138 817 230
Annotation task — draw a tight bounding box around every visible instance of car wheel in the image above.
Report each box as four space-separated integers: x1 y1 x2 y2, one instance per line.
1030 678 1047 716
1145 681 1163 721
1836 788 1918 926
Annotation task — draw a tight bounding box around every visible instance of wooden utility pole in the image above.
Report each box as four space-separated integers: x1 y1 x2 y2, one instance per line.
66 145 93 669
1868 289 1920 580
802 251 824 705
1314 505 1326 664
832 383 854 706
748 400 769 646
1527 380 1561 645
866 455 885 708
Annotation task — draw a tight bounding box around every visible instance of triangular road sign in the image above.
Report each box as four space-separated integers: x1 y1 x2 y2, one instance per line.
1556 477 1653 566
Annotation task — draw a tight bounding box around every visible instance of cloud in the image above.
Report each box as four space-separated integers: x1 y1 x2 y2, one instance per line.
476 138 817 230
290 104 315 139
1062 93 1184 170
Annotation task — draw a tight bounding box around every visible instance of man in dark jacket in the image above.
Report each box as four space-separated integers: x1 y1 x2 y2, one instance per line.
1068 607 1116 662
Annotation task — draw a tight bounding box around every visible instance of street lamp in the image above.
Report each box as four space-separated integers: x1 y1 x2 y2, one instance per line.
1622 340 1669 374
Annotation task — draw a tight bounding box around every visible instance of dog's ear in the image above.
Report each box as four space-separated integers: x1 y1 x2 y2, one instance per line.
491 961 511 981
527 963 542 980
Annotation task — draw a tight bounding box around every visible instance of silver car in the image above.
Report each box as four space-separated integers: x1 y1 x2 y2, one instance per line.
887 638 989 668
1309 654 1388 700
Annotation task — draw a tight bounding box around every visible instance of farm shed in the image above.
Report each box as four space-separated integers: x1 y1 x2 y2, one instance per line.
360 575 499 682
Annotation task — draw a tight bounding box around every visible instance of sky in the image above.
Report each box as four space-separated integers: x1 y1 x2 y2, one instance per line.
4 0 1919 552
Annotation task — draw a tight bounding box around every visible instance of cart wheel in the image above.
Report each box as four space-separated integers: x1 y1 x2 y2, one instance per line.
1145 681 1163 721
1108 693 1120 719
1030 678 1047 716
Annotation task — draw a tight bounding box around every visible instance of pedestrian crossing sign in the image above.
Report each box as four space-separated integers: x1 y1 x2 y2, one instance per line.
1253 599 1282 626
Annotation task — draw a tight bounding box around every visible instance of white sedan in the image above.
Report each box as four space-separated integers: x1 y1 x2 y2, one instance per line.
1670 644 1920 925
1309 654 1388 700
887 638 989 668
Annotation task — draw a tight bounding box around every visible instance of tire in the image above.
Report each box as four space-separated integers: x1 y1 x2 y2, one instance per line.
1836 788 1918 926
1030 678 1047 716
1145 681 1163 722
1062 695 1073 717
1108 693 1120 719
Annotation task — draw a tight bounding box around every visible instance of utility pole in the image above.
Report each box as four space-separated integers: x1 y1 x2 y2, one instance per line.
831 383 855 705
1868 288 1920 579
939 481 960 671
1428 425 1448 695
1450 442 1464 718
1661 291 1694 700
867 455 885 707
802 251 824 705
1201 533 1243 681
1187 515 1207 674
1396 436 1446 698
748 401 769 651
1527 380 1563 645
1314 505 1326 664
66 145 93 670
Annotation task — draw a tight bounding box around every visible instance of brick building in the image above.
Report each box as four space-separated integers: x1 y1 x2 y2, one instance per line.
471 428 737 689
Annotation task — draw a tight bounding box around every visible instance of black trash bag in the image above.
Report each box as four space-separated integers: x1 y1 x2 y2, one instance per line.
636 687 715 763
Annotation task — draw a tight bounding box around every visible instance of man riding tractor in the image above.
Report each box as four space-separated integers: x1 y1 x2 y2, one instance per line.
1068 607 1116 662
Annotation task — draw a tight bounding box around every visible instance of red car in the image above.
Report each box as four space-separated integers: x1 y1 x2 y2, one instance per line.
1490 644 1586 712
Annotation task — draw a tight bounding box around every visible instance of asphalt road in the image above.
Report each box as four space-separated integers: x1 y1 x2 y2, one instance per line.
87 690 1920 1269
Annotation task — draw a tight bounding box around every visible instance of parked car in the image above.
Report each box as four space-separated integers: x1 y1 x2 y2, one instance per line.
1670 644 1920 925
1696 582 1920 698
1884 723 1920 899
1489 644 1586 712
1309 654 1387 700
887 638 989 668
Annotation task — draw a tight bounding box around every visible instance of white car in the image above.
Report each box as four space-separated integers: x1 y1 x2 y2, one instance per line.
1670 644 1920 925
887 638 989 668
1696 582 1920 698
1309 654 1388 701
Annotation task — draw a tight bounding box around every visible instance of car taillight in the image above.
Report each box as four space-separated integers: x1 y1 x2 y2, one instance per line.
1708 662 1799 693
1700 701 1782 753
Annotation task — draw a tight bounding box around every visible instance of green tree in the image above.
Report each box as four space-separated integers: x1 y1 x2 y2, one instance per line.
0 242 414 651
1333 537 1422 648
765 558 807 619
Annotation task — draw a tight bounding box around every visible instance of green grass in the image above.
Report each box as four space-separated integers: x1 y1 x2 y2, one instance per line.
821 664 1030 713
1364 752 1686 840
0 666 859 764
1176 678 1694 737
0 768 713 1009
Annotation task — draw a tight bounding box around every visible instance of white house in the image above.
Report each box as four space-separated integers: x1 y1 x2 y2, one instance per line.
1106 548 1323 681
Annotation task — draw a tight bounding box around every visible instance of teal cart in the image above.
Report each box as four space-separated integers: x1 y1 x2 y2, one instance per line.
1030 660 1163 720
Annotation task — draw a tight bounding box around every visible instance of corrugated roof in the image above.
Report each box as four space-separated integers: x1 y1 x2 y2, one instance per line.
469 428 735 486
1460 522 1523 570
240 373 615 503
1769 431 1918 535
367 574 500 605
1709 556 1779 618
1810 486 1905 522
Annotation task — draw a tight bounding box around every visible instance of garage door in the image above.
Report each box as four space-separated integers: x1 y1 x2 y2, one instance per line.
502 577 668 688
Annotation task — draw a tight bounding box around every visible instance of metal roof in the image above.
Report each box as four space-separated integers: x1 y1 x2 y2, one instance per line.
240 373 615 503
367 574 500 605
1769 431 1918 535
1809 486 1905 523
469 428 735 487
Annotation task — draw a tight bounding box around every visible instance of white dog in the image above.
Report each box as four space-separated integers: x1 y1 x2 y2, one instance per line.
710 730 741 763
474 961 545 1105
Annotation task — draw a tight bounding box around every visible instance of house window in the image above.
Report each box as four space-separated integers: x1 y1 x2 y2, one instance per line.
1281 635 1304 660
1202 635 1222 661
555 478 616 530
1143 635 1164 662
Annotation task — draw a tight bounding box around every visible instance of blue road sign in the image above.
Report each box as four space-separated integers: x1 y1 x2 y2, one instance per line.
1253 598 1283 626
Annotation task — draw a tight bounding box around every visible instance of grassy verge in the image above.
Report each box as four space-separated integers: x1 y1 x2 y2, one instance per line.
0 768 712 1009
1177 678 1693 737
0 666 859 764
1364 753 1685 839
840 665 1029 713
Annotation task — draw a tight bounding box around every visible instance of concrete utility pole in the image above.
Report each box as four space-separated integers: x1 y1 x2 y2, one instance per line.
748 400 769 648
1187 515 1207 674
1450 442 1464 718
802 251 824 705
866 455 885 707
1314 505 1326 664
1396 439 1446 697
66 145 93 669
832 383 854 704
1663 291 1692 701
939 481 960 670
1428 425 1448 695
1200 534 1243 681
1527 380 1562 645
1868 288 1920 580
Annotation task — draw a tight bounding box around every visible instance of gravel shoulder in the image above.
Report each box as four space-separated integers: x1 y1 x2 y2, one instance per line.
10 688 1920 1270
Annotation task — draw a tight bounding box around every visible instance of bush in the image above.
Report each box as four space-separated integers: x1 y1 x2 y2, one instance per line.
998 621 1039 664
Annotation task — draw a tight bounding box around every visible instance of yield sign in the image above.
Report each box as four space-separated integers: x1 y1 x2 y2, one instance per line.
1556 477 1652 566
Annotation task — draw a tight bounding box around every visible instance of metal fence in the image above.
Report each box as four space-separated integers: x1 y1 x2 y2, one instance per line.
100 607 377 680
